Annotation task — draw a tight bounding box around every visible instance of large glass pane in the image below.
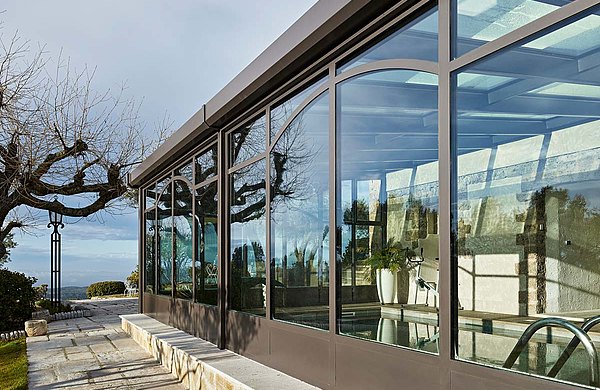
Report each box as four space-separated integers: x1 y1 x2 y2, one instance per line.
271 92 329 330
454 9 600 387
337 69 439 353
230 159 266 315
157 181 173 296
455 0 570 58
173 180 193 299
230 115 266 167
195 182 218 305
144 208 156 294
196 144 217 184
270 75 327 143
338 6 438 74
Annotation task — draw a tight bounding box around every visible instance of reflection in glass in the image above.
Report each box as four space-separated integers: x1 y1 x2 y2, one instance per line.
145 183 156 210
230 159 266 315
174 161 193 182
230 115 266 167
454 9 600 387
173 180 193 299
195 182 218 305
271 92 330 330
157 181 173 296
455 0 570 58
144 208 156 294
196 144 217 184
338 6 438 74
270 75 327 143
337 70 439 352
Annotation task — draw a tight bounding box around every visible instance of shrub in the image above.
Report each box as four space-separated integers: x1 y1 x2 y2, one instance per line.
36 299 71 315
86 281 125 298
0 269 37 332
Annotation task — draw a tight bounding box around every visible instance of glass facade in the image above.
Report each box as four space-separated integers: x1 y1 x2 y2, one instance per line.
230 159 267 315
173 179 193 299
454 7 600 387
337 70 439 351
140 3 600 389
271 92 330 330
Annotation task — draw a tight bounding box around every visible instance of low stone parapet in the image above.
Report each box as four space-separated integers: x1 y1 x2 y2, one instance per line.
0 329 27 341
121 314 318 390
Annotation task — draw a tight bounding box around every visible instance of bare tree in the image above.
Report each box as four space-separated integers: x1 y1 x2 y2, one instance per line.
0 32 168 259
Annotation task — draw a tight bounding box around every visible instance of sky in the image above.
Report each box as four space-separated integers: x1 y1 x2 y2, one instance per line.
2 0 318 287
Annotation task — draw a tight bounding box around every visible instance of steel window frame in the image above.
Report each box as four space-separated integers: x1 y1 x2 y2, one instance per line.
136 1 600 388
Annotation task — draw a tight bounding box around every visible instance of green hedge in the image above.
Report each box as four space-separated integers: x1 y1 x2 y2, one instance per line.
86 281 125 298
0 269 37 332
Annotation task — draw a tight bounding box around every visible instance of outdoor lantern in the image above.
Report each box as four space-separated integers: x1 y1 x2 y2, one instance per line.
47 196 64 310
48 197 63 226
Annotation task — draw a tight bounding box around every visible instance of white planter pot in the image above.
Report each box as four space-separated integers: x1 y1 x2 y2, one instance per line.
376 268 397 304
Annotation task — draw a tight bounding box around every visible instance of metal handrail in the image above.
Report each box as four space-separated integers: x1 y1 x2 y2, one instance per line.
502 317 599 387
547 315 600 379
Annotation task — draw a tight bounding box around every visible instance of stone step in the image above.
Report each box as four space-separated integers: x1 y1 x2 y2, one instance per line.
121 314 318 390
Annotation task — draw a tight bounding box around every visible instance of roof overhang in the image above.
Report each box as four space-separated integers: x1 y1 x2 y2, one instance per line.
128 0 403 187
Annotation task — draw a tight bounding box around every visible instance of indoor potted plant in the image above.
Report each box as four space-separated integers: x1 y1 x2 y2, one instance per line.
366 240 417 305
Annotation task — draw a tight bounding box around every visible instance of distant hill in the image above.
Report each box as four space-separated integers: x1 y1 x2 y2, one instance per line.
46 286 88 300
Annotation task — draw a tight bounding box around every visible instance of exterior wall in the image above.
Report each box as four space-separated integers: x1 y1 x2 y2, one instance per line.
135 1 600 389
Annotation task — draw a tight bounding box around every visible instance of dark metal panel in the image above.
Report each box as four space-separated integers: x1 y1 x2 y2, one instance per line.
170 298 193 334
191 304 220 346
144 294 171 325
335 341 441 390
269 326 330 389
225 311 269 361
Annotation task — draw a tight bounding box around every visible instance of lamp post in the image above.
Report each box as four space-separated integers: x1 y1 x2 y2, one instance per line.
48 198 64 310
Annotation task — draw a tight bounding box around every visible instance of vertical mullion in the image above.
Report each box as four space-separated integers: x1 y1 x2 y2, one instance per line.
438 1 452 389
192 157 197 303
218 129 228 349
138 189 144 313
171 180 175 300
327 62 337 388
265 107 272 321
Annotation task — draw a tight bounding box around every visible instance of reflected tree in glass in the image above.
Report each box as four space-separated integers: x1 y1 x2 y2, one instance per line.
270 92 330 330
173 180 193 299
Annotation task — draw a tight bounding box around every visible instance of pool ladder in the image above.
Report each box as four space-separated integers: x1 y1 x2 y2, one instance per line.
503 316 600 387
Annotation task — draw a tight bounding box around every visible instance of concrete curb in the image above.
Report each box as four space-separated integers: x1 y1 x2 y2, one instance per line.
122 315 252 390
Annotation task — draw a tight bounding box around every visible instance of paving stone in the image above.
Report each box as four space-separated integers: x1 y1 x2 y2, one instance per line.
27 298 184 390
88 342 116 354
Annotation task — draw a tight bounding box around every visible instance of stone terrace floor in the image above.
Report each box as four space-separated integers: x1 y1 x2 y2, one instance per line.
27 298 185 389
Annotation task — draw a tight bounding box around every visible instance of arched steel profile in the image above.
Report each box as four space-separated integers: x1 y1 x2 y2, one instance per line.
502 317 600 387
269 59 438 150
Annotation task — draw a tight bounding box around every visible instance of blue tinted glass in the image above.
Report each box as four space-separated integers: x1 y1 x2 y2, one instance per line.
337 70 439 352
230 159 266 316
338 7 438 74
173 180 193 299
455 0 571 58
195 182 218 305
271 92 330 330
454 8 600 387
270 75 327 143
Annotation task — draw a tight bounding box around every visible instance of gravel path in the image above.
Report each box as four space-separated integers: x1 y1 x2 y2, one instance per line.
27 298 185 389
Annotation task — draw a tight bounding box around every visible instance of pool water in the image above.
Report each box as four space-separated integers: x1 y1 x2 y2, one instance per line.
339 313 599 388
